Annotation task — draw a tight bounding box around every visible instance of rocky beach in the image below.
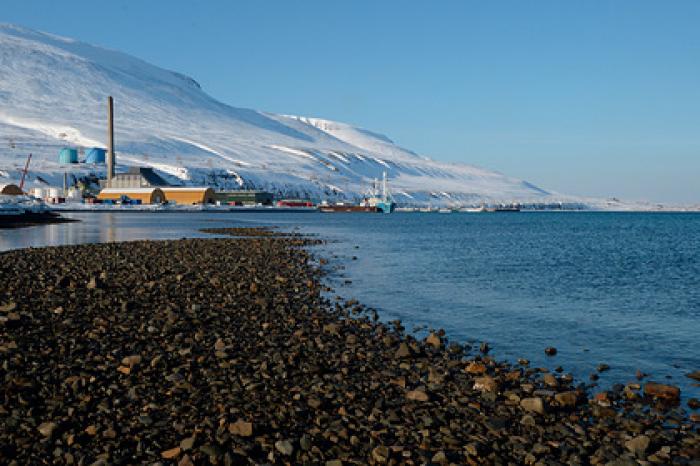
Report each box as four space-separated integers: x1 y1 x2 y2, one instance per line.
0 227 698 465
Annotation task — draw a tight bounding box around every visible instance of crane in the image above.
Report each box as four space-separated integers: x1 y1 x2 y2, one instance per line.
19 153 32 192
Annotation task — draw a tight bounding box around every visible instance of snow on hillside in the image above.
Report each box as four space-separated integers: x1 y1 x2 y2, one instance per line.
0 23 577 206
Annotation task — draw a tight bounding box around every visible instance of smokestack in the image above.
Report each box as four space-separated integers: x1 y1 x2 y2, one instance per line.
107 96 115 186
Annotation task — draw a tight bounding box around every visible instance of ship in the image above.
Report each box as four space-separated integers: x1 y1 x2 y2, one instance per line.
319 171 396 213
318 201 378 213
365 171 396 214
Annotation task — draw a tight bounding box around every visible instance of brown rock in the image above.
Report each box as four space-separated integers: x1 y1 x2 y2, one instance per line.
466 361 487 375
37 422 57 438
644 382 680 402
425 332 442 348
520 397 546 415
372 445 390 463
161 447 181 459
395 342 412 358
228 419 253 437
473 376 498 393
554 391 578 407
406 389 429 402
121 355 141 367
687 371 700 382
625 435 650 457
543 373 558 388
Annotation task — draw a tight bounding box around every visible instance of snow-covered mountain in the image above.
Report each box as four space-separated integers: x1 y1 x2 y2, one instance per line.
0 23 576 206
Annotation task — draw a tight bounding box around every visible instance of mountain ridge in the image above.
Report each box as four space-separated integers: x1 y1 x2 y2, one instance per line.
0 23 580 206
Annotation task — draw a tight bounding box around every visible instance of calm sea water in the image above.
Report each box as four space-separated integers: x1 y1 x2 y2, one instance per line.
1 211 699 401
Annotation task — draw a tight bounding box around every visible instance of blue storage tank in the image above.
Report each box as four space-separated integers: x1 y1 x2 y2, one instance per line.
59 148 78 164
85 147 106 164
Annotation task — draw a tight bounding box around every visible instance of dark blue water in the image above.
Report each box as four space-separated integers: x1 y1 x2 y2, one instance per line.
1 211 699 401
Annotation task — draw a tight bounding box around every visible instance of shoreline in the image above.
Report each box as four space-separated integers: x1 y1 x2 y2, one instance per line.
0 228 697 464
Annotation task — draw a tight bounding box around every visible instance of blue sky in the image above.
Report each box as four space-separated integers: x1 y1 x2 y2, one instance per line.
3 1 699 203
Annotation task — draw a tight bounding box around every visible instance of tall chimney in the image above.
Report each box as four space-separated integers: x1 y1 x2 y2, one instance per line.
107 96 115 186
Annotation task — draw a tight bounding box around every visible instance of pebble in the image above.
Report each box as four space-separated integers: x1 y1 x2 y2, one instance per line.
161 447 181 459
275 440 294 456
0 228 695 465
520 397 546 415
406 389 430 401
37 422 57 438
544 346 557 356
624 435 650 457
644 382 681 402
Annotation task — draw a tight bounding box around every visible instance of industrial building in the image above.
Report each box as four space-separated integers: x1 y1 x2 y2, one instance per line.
161 187 215 205
101 166 171 189
97 188 166 204
214 190 273 206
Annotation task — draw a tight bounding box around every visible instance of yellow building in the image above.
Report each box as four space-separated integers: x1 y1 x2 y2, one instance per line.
161 187 215 205
97 188 166 204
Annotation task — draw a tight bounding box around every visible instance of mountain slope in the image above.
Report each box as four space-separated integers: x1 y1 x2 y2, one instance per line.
0 23 569 205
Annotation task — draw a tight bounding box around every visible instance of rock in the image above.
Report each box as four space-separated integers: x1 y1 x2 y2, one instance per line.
520 397 546 415
1 229 697 465
466 361 487 375
687 398 700 410
86 276 102 289
161 447 181 459
644 382 681 402
121 355 141 367
544 347 557 356
625 435 650 457
543 373 558 388
597 364 610 372
323 323 339 334
479 342 489 353
275 440 294 456
687 371 700 382
0 302 17 312
554 391 578 407
180 436 196 451
406 389 430 401
37 422 57 437
425 332 442 348
395 342 412 358
371 446 390 463
473 376 498 393
228 419 253 437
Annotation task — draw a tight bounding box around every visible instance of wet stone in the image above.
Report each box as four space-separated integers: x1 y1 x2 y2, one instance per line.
0 230 696 465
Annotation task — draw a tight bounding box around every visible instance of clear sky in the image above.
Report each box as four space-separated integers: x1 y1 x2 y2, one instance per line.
3 1 699 203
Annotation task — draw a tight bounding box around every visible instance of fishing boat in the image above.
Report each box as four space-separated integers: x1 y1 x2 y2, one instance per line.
319 171 396 213
366 171 396 214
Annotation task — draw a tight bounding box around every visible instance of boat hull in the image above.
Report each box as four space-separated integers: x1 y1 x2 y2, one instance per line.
374 201 396 214
319 205 378 213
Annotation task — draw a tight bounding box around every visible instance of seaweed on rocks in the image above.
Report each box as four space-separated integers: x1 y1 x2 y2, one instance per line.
0 229 698 464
